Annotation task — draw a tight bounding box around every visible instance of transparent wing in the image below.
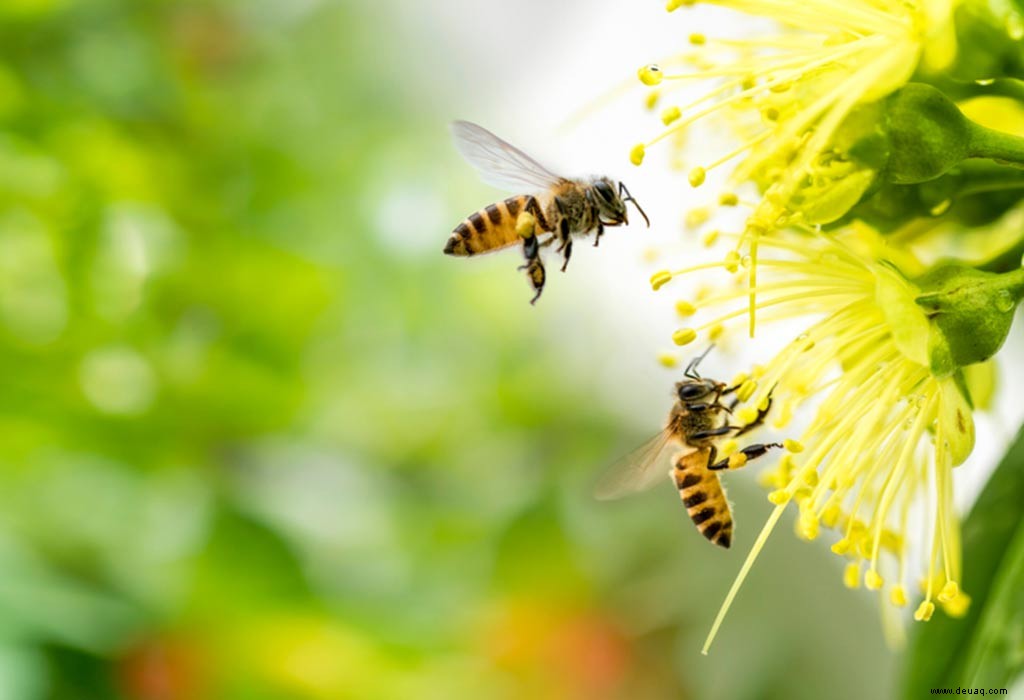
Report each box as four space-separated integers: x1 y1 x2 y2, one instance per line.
594 429 682 501
451 120 566 192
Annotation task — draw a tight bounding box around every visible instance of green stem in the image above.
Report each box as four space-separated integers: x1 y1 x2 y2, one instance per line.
956 160 1024 196
968 123 1024 168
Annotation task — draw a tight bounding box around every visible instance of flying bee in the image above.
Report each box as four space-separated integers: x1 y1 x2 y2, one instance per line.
445 121 649 304
596 347 782 549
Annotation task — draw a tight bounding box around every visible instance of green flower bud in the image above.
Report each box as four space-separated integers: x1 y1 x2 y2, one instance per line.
883 84 973 185
915 265 1024 375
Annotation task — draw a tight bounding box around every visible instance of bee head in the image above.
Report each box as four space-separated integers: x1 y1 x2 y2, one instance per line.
590 177 650 229
675 379 717 404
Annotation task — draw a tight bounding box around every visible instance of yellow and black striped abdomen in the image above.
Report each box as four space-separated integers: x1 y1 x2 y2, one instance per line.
673 447 734 548
444 196 529 256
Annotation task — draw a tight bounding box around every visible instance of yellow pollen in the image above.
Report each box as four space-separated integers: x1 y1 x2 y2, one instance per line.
802 470 818 487
768 489 790 505
718 193 738 206
831 538 850 555
890 586 908 607
638 64 663 86
703 229 720 247
661 106 682 125
689 32 706 45
728 452 748 469
708 323 725 341
689 166 707 188
822 504 841 527
721 439 738 456
784 439 804 453
685 207 712 229
650 270 673 290
645 90 660 110
843 563 861 589
675 300 697 317
724 250 742 273
736 380 757 402
630 143 646 166
942 592 971 618
666 0 693 10
798 512 819 540
736 407 759 425
673 328 698 346
865 570 884 591
514 212 536 239
657 352 678 368
938 580 959 603
914 601 935 622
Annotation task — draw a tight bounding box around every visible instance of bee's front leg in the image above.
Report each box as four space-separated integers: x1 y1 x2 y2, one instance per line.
593 221 604 248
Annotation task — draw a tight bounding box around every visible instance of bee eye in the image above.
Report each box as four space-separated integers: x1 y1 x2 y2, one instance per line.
678 384 707 401
595 181 615 201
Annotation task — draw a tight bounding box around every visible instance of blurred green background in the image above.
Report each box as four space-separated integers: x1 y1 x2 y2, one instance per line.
0 1 898 698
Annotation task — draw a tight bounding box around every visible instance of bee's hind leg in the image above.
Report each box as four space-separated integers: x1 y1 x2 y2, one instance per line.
517 233 546 305
708 442 783 471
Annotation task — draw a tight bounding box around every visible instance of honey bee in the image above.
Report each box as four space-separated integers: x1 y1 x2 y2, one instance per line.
445 121 649 304
596 348 781 549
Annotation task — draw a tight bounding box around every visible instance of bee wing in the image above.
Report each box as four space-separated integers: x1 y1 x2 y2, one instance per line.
594 428 680 501
451 121 567 192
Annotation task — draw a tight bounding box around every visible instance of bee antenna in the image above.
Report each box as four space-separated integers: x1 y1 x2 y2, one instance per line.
684 343 716 379
618 182 650 228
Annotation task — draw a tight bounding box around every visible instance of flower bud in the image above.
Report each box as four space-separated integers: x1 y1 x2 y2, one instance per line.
915 265 1024 375
882 83 972 185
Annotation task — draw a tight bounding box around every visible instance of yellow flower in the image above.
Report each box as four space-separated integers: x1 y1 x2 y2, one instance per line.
657 228 976 653
633 0 955 332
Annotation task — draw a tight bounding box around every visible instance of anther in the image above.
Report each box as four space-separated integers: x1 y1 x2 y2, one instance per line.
843 563 861 589
914 600 935 621
638 64 664 86
673 328 697 346
650 270 673 290
675 300 697 317
630 143 646 166
661 106 682 125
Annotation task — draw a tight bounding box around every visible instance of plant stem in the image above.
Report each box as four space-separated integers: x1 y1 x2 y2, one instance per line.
968 123 1024 168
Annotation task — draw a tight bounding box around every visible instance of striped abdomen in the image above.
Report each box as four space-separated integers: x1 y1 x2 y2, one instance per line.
673 447 733 548
444 196 530 256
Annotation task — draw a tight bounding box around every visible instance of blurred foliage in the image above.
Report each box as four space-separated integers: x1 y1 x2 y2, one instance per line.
904 425 1024 694
0 1 899 698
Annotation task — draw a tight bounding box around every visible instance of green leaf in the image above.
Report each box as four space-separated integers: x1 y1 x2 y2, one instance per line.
903 423 1024 694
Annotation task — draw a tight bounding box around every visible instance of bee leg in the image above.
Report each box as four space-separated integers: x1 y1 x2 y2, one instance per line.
560 239 573 273
517 234 546 305
684 401 729 414
593 221 604 248
708 442 784 471
690 426 734 440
